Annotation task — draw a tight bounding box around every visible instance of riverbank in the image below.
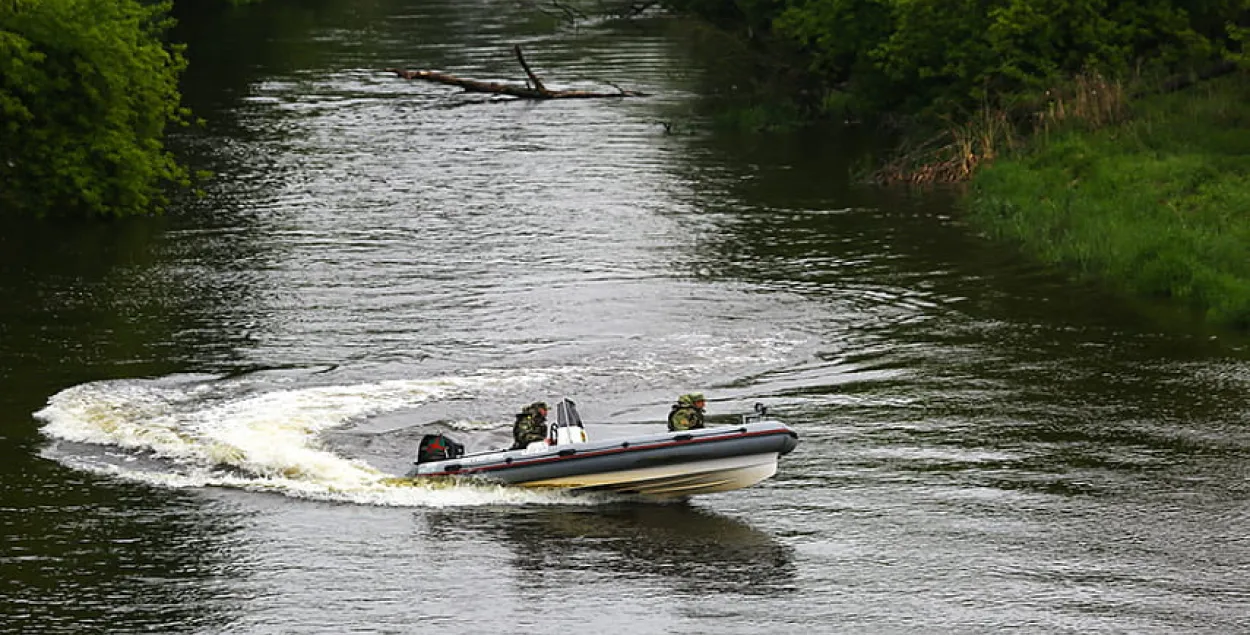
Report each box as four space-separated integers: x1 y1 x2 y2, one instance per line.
967 72 1250 330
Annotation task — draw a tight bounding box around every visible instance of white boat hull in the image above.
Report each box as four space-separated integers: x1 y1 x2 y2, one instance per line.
406 415 799 499
519 452 780 498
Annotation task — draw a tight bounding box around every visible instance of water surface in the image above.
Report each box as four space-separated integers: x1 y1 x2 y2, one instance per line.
2 0 1248 632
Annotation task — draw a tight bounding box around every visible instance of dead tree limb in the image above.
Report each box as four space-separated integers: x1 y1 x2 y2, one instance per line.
515 0 587 25
386 45 647 99
512 45 547 93
387 69 552 99
620 1 659 18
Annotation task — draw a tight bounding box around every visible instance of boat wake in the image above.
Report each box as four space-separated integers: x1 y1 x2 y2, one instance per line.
33 371 611 507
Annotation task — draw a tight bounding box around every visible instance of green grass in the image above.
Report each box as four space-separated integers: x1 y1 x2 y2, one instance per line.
968 73 1250 329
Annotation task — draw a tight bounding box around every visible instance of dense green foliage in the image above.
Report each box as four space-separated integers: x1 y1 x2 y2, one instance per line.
666 0 1250 329
0 0 188 219
969 73 1250 328
665 0 1250 120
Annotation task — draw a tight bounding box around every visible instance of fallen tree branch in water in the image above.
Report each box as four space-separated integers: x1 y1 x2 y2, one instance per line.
386 45 647 99
515 0 587 26
618 1 659 19
512 44 548 94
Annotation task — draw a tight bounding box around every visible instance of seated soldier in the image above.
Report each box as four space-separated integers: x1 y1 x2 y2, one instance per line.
667 393 706 431
510 401 549 450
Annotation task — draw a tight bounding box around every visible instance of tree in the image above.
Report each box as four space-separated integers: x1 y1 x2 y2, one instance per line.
0 0 189 219
669 0 1250 122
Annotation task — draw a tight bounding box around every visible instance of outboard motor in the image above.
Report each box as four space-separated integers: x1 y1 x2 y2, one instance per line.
416 433 465 464
548 398 588 446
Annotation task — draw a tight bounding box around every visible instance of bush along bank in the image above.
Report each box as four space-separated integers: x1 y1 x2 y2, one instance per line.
0 0 189 219
656 2 1250 329
967 72 1250 330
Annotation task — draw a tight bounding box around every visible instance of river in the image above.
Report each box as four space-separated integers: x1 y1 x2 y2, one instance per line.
2 0 1248 633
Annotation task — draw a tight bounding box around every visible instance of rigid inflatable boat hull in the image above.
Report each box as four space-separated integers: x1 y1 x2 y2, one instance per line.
523 452 780 497
406 420 799 498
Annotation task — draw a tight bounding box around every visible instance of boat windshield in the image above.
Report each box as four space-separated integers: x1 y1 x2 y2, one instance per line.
555 398 583 428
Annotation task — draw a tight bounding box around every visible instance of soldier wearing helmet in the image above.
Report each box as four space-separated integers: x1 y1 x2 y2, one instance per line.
510 401 549 450
667 393 706 431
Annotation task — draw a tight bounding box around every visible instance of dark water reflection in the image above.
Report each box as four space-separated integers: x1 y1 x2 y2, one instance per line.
0 468 249 634
3 0 1249 632
438 504 796 596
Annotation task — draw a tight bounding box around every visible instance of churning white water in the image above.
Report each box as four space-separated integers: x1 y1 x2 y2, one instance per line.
34 371 602 506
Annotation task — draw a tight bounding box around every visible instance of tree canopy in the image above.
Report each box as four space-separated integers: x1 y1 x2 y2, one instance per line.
0 0 188 219
665 0 1250 120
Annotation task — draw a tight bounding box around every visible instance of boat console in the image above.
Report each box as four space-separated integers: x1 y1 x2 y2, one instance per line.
549 398 588 446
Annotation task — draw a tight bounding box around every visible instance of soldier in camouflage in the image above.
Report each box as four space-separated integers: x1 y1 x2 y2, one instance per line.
511 401 549 450
667 393 706 431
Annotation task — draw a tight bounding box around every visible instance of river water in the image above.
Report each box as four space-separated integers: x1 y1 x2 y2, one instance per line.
2 1 1248 633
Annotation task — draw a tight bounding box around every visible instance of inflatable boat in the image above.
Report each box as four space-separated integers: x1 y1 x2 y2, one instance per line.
405 400 799 498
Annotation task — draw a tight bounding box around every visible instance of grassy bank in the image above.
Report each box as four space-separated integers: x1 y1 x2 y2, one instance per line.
967 72 1250 330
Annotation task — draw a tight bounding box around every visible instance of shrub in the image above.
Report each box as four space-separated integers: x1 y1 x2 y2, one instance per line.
0 0 188 219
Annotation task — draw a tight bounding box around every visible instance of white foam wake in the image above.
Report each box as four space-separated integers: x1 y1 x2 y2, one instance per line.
33 371 601 507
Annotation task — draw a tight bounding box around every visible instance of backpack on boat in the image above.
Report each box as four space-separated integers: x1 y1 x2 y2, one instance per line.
416 433 465 463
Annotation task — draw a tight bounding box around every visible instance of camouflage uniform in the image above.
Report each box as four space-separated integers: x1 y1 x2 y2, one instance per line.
511 401 549 450
667 393 706 431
